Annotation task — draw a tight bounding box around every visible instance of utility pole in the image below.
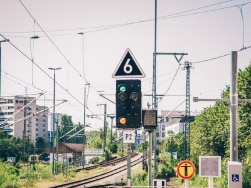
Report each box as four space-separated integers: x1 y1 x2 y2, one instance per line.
0 39 9 99
193 52 243 186
83 83 89 168
151 0 157 184
184 61 192 159
97 104 107 159
152 0 188 180
230 51 238 162
108 115 115 144
48 67 61 174
152 50 188 180
23 97 27 163
55 118 59 173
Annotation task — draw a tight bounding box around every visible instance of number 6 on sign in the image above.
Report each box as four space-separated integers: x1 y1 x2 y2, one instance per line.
123 130 136 143
112 48 145 78
124 58 133 74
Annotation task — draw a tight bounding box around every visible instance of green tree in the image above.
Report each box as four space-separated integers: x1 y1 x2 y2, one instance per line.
190 100 230 165
86 130 103 149
187 63 251 187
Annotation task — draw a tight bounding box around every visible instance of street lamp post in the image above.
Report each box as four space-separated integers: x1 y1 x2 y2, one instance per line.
30 35 40 85
48 67 61 174
0 39 9 100
83 83 89 168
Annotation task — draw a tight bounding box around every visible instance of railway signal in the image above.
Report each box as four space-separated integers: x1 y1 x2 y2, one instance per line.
116 79 142 129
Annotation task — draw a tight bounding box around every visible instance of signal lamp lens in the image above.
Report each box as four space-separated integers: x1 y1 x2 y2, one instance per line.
119 85 126 92
118 92 127 101
130 92 139 101
118 117 127 125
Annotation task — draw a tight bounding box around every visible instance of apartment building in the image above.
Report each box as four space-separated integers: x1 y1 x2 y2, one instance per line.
160 110 196 137
48 113 62 143
0 95 49 142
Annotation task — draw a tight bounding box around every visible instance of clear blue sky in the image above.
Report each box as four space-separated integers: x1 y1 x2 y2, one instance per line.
1 0 251 129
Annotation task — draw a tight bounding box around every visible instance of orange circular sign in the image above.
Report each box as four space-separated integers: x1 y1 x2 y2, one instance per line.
177 160 195 179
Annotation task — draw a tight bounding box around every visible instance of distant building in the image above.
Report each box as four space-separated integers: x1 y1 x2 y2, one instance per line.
47 113 63 143
0 95 49 142
160 110 196 137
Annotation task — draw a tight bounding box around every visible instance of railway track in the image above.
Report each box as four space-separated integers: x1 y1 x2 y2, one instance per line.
75 152 138 172
49 153 142 188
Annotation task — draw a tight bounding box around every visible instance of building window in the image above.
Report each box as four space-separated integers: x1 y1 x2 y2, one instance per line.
156 132 159 137
16 100 24 104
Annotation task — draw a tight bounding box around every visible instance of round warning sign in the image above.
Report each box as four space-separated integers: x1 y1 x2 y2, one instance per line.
177 160 195 179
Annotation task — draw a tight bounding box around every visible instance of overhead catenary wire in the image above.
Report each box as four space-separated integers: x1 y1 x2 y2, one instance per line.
1 0 251 120
17 0 101 115
1 99 67 129
1 70 45 94
0 0 248 37
157 64 182 105
0 33 87 105
11 0 251 68
2 1 250 69
18 0 89 85
0 92 44 127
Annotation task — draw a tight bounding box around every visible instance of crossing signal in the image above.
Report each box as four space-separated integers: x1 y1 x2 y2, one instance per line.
116 79 142 129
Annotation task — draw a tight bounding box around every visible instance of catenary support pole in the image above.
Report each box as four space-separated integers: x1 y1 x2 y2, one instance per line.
48 67 61 174
0 39 9 99
152 0 157 180
230 51 238 161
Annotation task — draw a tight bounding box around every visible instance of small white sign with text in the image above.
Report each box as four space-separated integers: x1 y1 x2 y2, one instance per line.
123 129 135 143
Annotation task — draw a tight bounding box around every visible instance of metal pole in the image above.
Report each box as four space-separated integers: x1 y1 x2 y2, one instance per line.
148 131 153 186
56 118 59 173
152 0 158 180
52 70 55 174
0 39 9 100
127 143 131 186
230 51 238 161
97 104 107 159
104 104 107 159
83 83 89 168
48 67 61 174
0 42 1 100
83 84 86 168
108 116 115 144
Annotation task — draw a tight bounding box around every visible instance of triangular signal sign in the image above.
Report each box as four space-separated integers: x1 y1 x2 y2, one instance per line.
112 48 145 78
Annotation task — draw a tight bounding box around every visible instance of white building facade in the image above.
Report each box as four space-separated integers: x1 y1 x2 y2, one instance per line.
0 95 49 142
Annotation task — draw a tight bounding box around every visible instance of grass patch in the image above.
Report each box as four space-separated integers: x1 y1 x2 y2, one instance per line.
32 166 109 188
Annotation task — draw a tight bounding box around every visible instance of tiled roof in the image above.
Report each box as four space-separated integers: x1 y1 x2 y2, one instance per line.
62 143 84 152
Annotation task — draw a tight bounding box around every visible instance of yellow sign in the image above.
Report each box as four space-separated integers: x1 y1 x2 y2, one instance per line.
177 160 195 179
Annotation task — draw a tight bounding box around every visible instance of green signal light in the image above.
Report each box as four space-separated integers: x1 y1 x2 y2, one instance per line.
119 85 126 92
